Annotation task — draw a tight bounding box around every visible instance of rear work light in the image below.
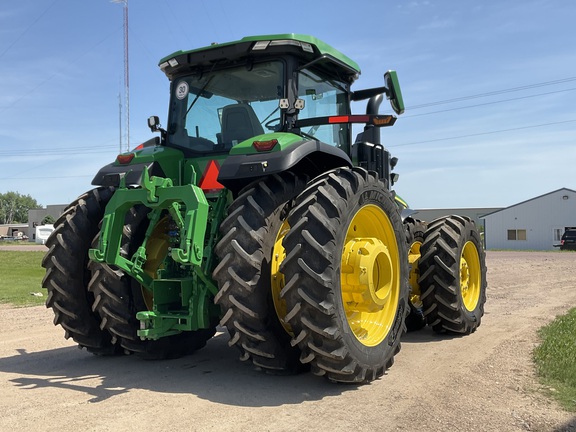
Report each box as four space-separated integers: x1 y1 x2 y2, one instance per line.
253 139 278 152
252 40 314 53
116 153 135 164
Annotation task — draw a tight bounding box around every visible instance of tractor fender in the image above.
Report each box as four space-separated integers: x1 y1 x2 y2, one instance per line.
91 161 167 188
401 208 419 222
218 139 352 195
91 139 183 188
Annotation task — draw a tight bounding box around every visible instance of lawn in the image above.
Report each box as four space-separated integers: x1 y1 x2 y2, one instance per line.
533 308 576 412
0 250 46 306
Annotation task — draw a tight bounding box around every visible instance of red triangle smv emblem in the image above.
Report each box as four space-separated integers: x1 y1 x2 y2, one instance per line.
199 160 224 193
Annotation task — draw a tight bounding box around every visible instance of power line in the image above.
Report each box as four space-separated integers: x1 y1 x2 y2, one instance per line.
0 26 122 114
1 174 93 180
0 144 118 157
0 0 60 61
404 87 576 118
389 119 576 148
407 77 576 110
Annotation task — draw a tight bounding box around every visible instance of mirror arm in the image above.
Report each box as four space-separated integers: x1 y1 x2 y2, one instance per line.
351 86 389 102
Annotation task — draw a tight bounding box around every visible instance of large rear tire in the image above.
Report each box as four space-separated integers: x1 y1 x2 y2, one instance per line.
88 207 216 359
41 187 119 355
281 167 409 383
212 172 308 374
418 215 487 334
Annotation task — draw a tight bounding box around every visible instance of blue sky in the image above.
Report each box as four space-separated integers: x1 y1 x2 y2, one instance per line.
0 0 574 209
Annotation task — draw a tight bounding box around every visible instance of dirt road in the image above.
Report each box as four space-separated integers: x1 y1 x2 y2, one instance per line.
1 251 575 432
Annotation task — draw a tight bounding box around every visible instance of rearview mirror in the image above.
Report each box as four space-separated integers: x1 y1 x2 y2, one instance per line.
384 70 405 115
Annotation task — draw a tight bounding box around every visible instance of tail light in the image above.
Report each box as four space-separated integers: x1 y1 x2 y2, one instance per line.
253 139 278 152
116 153 135 164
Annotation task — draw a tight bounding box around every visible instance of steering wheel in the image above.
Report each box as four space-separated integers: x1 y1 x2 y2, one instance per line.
264 117 281 131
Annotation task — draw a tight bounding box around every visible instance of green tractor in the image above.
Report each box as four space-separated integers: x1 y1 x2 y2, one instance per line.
42 34 486 383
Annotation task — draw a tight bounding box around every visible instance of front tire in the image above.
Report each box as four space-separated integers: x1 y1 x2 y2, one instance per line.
281 167 409 383
418 215 487 334
41 187 119 355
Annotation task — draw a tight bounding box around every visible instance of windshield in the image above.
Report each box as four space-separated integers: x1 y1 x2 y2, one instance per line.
167 61 284 153
297 68 350 151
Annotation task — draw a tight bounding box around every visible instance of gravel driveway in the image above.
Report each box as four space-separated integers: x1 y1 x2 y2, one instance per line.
1 251 575 431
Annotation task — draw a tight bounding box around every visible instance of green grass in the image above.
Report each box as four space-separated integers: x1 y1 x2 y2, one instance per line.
533 308 576 412
0 240 32 246
0 250 46 306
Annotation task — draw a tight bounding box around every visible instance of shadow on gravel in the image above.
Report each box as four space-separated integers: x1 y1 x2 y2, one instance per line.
0 332 353 406
401 326 464 343
554 419 576 432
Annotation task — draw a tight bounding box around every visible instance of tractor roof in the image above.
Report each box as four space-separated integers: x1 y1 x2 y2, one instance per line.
159 34 361 82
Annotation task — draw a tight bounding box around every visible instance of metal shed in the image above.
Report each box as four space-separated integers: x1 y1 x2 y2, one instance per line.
482 188 576 250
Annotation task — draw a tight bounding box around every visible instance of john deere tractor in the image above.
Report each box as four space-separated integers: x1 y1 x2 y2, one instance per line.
42 34 486 383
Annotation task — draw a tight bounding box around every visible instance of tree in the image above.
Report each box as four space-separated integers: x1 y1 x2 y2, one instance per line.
0 192 41 224
41 214 56 225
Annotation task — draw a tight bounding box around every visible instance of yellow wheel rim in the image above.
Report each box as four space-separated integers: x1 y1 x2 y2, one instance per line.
341 204 401 347
141 216 170 310
460 240 481 312
271 219 292 334
408 240 422 308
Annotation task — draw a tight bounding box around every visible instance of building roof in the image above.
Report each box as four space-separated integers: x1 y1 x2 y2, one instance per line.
481 187 576 218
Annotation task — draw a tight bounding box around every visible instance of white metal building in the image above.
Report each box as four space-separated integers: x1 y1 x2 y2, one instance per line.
482 188 576 250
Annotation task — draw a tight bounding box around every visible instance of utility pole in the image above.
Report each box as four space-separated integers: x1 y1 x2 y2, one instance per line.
118 92 122 154
113 0 129 152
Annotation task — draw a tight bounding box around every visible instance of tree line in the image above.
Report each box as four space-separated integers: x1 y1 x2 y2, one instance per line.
0 191 41 224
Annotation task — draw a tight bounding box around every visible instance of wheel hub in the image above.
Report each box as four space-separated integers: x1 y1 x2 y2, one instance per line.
341 237 393 313
339 204 401 347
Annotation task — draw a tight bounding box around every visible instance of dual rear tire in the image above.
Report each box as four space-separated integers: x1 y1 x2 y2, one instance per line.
213 167 410 383
88 207 217 359
42 187 119 355
42 190 215 359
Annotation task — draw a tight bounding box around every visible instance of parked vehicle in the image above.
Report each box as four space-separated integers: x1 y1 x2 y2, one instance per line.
560 230 576 251
35 225 54 245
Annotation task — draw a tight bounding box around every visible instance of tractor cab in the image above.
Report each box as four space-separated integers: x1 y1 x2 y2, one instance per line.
150 34 404 190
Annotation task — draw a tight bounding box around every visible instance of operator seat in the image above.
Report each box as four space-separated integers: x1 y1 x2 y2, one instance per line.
220 104 264 147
